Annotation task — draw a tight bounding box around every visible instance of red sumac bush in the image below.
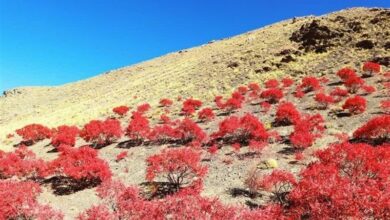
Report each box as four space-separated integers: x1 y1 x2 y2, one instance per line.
146 148 207 191
274 102 301 126
362 61 381 76
197 107 215 122
212 113 269 146
260 88 283 104
112 105 130 116
264 79 279 88
80 119 122 147
314 93 334 109
159 98 173 107
50 146 112 183
15 124 52 145
51 125 79 147
342 96 366 115
288 142 390 219
353 115 390 145
0 180 63 220
0 146 48 180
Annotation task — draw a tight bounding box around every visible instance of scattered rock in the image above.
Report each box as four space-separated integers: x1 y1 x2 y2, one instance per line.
356 40 375 49
3 89 22 97
371 56 390 67
281 55 296 63
227 61 239 68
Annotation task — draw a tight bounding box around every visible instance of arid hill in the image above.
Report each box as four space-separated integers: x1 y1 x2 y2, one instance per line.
1 7 389 149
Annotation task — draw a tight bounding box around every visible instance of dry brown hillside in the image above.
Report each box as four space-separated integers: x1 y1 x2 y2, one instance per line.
1 7 389 150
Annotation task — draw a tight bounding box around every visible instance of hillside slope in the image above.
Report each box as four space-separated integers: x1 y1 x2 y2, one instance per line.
1 7 389 147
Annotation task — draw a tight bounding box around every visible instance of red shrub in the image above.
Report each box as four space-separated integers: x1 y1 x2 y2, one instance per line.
342 96 366 115
160 114 171 124
294 87 305 98
159 98 173 107
77 204 115 220
112 105 130 116
80 119 122 147
290 114 325 149
212 113 269 146
214 95 225 109
380 100 390 113
146 148 207 191
224 97 243 113
175 118 207 144
248 82 261 101
314 93 334 109
181 98 202 116
149 118 206 145
237 86 248 94
260 101 272 113
197 107 215 122
361 84 376 95
214 92 244 114
148 124 179 144
330 87 349 102
94 180 249 219
260 88 283 104
15 124 52 145
260 170 297 205
126 111 150 142
116 151 128 162
344 75 364 93
0 180 63 220
208 144 219 155
264 79 279 88
289 142 390 219
0 146 48 180
281 77 294 88
50 146 112 183
362 61 381 76
274 102 301 125
353 115 390 145
337 67 357 81
137 103 151 114
51 125 79 147
299 76 321 93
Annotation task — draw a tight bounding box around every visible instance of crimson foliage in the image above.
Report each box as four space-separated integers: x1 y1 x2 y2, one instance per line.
260 88 283 104
342 96 366 115
362 61 381 76
50 146 112 183
290 114 325 149
264 79 279 88
112 105 130 116
126 111 150 142
212 113 269 147
298 76 321 93
0 146 48 180
330 87 349 102
51 125 79 147
16 123 52 145
197 107 215 122
181 98 202 116
274 102 301 126
80 119 122 147
288 142 390 219
146 148 207 191
353 115 390 145
0 180 63 220
314 92 334 109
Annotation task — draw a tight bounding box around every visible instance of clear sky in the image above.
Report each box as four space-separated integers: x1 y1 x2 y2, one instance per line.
0 0 389 92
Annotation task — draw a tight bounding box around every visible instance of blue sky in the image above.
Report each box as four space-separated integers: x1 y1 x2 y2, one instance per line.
0 0 389 92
